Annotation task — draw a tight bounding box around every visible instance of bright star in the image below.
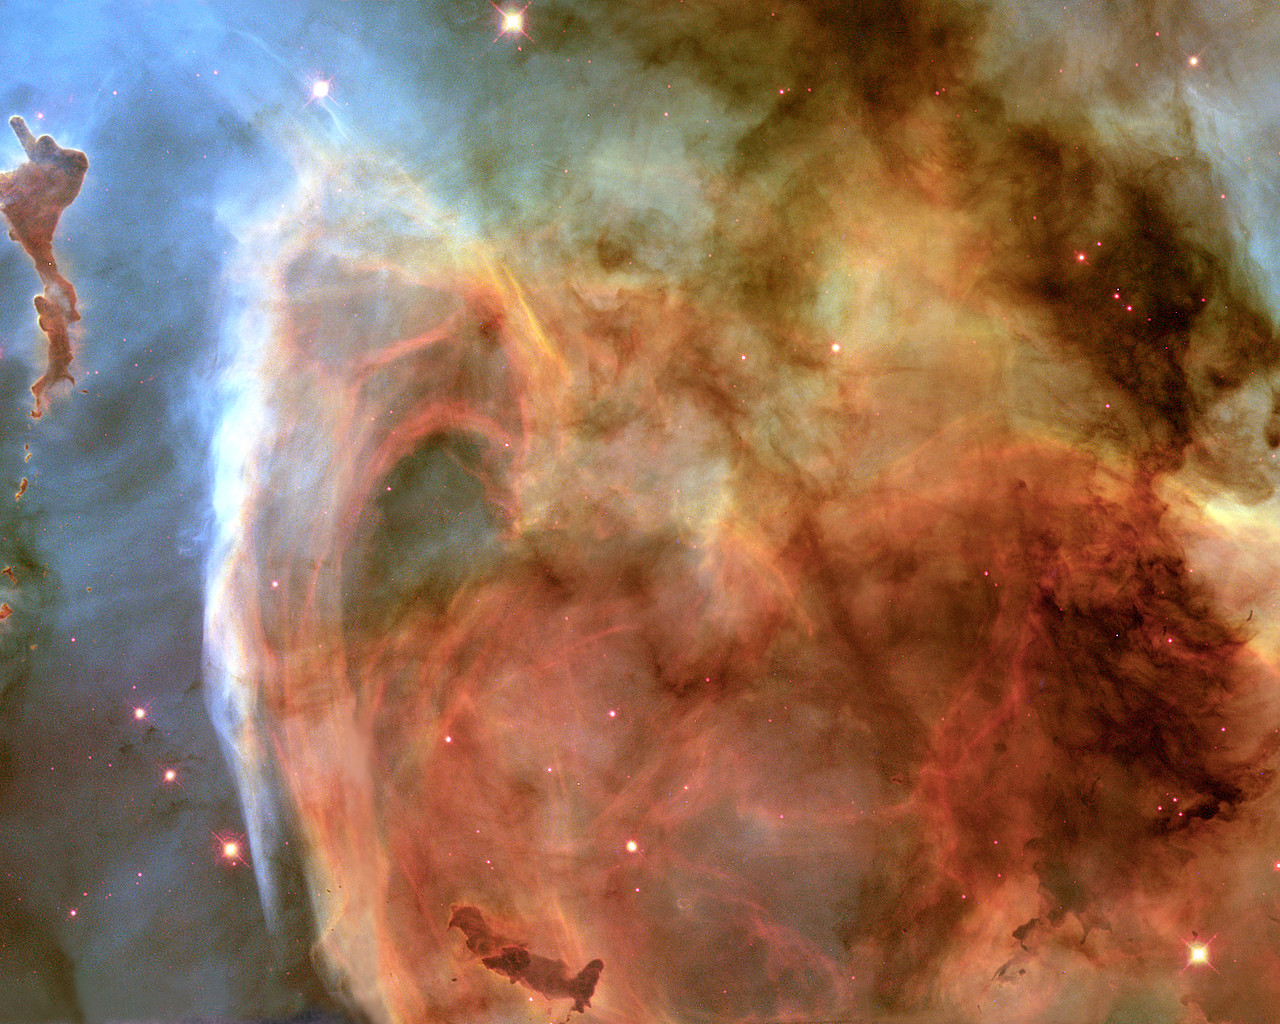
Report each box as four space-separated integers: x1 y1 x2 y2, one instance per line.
312 79 330 100
1181 933 1219 972
214 831 247 865
493 3 531 40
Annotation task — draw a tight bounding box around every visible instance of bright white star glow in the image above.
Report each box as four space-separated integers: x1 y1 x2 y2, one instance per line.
493 3 530 39
214 831 246 865
312 79 330 100
1181 934 1219 972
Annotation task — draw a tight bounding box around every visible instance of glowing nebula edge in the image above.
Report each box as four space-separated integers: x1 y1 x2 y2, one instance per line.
7 1 1280 1023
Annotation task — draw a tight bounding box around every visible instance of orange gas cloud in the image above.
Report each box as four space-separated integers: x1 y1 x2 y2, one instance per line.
0 115 87 418
204 3 1280 1023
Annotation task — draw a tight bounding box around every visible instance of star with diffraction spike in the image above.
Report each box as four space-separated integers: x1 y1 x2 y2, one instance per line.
1181 932 1219 973
493 3 531 41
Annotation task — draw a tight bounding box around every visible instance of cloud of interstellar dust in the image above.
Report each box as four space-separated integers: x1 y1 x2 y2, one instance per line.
205 1 1280 1022
0 115 87 418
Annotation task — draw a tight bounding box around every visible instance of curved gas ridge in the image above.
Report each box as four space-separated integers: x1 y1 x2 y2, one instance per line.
203 3 1280 1023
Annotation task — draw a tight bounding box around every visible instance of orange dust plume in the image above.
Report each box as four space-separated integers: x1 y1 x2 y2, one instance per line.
0 115 87 418
203 3 1280 1024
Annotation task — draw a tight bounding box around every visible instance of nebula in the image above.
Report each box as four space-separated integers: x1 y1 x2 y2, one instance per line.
0 114 87 418
196 2 1280 1023
449 905 604 1012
